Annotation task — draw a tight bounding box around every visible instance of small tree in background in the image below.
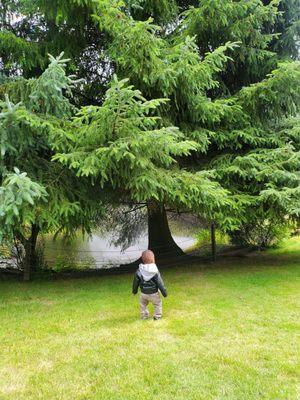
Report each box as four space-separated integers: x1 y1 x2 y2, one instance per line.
0 54 104 280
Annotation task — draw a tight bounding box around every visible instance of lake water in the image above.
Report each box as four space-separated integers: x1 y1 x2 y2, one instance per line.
42 218 198 269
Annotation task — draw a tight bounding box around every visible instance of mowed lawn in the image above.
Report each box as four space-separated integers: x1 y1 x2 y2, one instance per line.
0 240 299 400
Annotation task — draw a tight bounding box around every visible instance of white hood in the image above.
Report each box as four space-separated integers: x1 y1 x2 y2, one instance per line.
139 263 158 281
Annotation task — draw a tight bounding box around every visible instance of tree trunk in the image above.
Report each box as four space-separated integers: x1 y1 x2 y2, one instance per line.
23 224 39 282
211 222 216 262
147 201 185 262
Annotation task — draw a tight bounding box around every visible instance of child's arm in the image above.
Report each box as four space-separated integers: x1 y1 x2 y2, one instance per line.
157 272 168 297
132 272 140 295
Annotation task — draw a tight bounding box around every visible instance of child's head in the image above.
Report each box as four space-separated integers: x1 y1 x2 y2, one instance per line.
141 250 155 264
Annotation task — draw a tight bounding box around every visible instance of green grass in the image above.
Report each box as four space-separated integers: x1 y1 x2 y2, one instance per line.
0 239 299 400
268 235 300 256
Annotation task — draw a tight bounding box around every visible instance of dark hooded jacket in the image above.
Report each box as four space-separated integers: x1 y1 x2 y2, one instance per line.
132 263 167 297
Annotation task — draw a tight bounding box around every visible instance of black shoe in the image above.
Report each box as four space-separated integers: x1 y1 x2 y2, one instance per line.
153 316 161 320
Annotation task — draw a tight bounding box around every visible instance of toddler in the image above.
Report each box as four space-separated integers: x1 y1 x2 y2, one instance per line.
132 250 167 320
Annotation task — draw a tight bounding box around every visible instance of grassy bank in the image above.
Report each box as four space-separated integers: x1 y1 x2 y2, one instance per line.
0 239 299 399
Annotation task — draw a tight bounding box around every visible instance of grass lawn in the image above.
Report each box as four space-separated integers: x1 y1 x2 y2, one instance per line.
0 239 299 400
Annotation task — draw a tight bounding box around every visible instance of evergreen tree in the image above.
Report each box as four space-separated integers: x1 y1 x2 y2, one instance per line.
53 76 232 259
0 54 103 280
0 0 110 104
88 0 300 253
1 0 300 260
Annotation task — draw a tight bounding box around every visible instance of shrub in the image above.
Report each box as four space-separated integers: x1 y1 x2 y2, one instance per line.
230 219 293 249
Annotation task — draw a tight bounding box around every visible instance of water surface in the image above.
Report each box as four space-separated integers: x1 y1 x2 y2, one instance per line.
42 219 197 268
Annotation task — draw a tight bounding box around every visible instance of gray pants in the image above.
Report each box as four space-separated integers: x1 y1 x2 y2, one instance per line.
140 292 162 318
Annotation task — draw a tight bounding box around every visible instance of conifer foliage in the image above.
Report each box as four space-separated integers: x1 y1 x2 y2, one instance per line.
53 76 230 213
82 0 300 248
0 0 300 268
0 54 102 280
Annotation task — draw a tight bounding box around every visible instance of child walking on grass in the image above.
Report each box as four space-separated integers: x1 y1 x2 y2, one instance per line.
132 250 168 320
